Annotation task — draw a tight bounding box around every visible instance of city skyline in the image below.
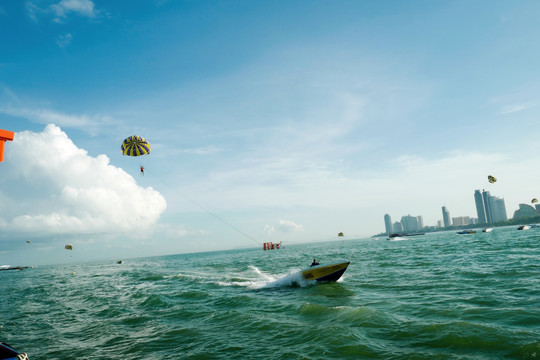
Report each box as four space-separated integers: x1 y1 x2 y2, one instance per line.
382 188 533 233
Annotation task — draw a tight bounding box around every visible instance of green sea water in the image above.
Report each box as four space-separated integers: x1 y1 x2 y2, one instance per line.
1 226 538 359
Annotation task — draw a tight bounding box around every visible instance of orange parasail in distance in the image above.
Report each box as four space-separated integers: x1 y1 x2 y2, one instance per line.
0 129 15 162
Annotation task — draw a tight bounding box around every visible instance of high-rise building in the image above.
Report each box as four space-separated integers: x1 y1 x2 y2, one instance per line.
437 220 443 228
417 216 424 229
482 191 493 223
474 190 487 224
491 197 507 222
513 204 538 219
393 222 403 233
401 215 420 233
384 214 393 234
442 206 451 227
475 190 507 223
452 216 470 226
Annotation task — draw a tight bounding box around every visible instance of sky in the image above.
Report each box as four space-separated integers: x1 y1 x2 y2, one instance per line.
2 0 540 265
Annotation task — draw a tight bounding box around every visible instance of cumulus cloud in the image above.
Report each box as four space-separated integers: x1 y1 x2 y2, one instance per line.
264 220 304 235
51 0 97 20
26 0 99 22
0 124 166 237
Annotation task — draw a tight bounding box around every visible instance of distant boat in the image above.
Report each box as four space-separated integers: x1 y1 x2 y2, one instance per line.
482 228 493 233
517 225 531 230
300 261 350 282
457 230 476 234
388 233 425 238
0 265 28 271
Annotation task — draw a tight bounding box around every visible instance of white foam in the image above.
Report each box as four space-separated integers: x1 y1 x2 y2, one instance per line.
263 270 315 288
176 266 316 289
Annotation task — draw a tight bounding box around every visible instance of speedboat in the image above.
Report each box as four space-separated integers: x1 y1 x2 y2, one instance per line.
457 230 476 234
300 261 350 282
0 342 28 360
517 225 531 230
482 228 493 233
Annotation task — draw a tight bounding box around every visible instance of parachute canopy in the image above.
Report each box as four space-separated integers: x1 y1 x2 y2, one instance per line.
487 175 496 184
338 232 344 237
121 136 151 157
26 240 31 244
532 198 538 204
65 244 73 250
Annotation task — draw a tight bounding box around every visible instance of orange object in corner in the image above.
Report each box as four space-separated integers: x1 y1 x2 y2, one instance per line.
0 129 15 162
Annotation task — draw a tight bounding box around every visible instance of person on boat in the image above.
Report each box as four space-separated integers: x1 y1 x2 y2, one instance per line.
311 259 320 267
140 166 145 175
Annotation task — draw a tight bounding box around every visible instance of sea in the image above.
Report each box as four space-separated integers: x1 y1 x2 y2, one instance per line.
1 226 538 360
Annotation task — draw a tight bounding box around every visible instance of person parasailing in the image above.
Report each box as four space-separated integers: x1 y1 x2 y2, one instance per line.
121 135 151 175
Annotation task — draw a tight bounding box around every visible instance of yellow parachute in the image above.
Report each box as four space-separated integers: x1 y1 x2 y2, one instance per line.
338 232 344 237
488 175 496 184
121 135 150 175
65 244 73 250
121 135 151 157
532 198 538 204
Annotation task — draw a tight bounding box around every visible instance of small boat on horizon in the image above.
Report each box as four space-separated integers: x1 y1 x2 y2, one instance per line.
482 228 493 233
389 233 425 238
457 230 476 234
0 265 29 271
517 225 531 230
300 261 350 282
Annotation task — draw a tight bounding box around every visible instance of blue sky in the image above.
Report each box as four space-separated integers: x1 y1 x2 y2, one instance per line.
2 0 540 265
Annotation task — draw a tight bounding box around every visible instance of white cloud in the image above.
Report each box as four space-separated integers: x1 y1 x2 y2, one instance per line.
0 106 112 135
499 103 534 114
0 124 167 237
56 33 73 48
181 146 222 155
25 2 43 21
51 0 97 20
264 220 304 235
25 0 98 22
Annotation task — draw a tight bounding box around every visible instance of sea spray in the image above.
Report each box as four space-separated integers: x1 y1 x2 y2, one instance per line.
263 269 315 288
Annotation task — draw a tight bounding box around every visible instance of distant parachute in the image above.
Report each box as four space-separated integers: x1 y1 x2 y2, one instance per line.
532 198 538 204
26 240 31 244
488 175 497 184
338 232 344 237
121 136 151 157
65 244 73 250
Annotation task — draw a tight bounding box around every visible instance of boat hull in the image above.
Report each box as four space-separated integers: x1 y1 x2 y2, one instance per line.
301 261 350 282
0 342 27 360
